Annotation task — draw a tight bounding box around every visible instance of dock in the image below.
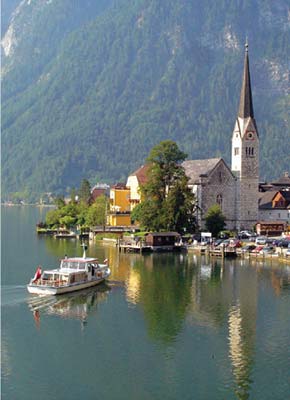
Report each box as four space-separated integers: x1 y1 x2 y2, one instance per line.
187 245 237 258
118 239 151 253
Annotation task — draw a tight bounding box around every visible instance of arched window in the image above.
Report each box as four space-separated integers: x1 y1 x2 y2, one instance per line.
216 194 223 208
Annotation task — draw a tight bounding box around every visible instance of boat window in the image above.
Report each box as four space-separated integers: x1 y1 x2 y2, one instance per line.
42 273 52 280
62 261 80 269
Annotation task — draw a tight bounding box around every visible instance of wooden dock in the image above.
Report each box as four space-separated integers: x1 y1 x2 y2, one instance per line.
118 239 151 253
186 245 237 258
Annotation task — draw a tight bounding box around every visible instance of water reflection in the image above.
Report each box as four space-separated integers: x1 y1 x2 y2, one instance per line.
27 285 111 329
125 253 194 345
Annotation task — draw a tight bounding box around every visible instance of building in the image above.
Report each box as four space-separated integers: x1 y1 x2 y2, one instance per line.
183 42 259 230
108 183 131 226
182 158 236 229
124 43 262 231
258 190 290 224
126 164 149 211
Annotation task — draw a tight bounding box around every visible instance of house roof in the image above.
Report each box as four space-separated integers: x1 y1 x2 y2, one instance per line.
259 190 290 209
129 164 150 185
112 183 129 190
270 172 290 187
145 232 180 237
259 191 278 209
182 158 223 184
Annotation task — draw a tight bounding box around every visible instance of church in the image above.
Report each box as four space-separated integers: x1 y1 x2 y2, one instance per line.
124 43 260 231
182 43 259 231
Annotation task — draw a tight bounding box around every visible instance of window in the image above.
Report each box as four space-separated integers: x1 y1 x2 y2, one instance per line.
234 147 239 155
216 194 222 208
245 147 254 157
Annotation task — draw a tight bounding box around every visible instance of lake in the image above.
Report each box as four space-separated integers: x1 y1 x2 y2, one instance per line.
1 206 290 400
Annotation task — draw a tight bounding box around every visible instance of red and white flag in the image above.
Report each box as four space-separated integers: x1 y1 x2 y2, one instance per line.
32 266 42 282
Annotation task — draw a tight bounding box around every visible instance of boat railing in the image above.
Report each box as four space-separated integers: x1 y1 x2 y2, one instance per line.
33 279 67 287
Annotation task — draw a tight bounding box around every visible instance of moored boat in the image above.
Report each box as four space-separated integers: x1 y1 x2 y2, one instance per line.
27 244 110 295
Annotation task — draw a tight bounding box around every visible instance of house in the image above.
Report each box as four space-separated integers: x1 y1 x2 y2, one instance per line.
90 184 109 203
145 232 180 250
126 164 150 211
108 183 131 226
259 172 290 192
255 221 286 236
259 190 290 224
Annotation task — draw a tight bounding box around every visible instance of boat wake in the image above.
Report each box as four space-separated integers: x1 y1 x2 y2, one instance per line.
1 285 30 307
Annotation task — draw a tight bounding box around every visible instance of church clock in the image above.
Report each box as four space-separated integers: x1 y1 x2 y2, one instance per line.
246 131 255 140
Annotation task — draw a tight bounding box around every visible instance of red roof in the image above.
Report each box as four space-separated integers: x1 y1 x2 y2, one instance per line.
130 164 150 185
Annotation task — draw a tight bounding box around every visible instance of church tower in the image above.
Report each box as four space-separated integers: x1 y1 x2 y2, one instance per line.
231 43 259 230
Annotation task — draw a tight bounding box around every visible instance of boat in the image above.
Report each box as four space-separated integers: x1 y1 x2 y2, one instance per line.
54 230 77 239
27 244 110 295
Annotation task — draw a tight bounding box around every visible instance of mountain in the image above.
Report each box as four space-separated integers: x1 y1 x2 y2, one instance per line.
2 0 289 199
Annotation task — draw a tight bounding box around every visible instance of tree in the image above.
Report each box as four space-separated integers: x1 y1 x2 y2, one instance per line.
78 179 91 204
85 195 108 226
204 205 226 237
136 140 196 232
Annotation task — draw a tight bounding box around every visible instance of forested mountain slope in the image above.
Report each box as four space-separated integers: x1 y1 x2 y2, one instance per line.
2 0 289 199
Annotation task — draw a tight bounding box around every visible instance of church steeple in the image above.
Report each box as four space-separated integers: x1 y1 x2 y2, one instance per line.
238 42 254 118
231 41 259 231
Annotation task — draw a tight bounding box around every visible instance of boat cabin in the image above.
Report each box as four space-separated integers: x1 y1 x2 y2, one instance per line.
40 257 101 286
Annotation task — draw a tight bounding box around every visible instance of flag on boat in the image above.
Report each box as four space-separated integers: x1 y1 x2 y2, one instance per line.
33 266 42 282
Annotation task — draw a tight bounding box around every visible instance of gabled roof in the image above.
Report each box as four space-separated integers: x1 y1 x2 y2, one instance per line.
129 164 150 185
259 191 278 209
280 190 290 202
270 172 290 187
182 158 233 185
259 190 290 209
112 183 129 190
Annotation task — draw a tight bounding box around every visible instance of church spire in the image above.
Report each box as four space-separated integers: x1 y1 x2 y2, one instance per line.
238 41 254 118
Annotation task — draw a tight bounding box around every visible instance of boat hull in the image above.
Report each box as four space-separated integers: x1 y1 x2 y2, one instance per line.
27 277 107 296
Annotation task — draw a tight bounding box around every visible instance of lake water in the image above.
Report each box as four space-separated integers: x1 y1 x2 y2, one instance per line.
1 206 290 400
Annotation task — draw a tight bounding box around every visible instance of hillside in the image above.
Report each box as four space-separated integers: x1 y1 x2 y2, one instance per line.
2 0 289 199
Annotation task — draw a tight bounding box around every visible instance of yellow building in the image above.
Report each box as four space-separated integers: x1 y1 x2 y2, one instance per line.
126 164 149 211
108 183 131 226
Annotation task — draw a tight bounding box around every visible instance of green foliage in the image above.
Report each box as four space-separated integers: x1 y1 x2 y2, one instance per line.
205 205 226 237
59 215 76 229
78 179 91 204
2 0 289 198
137 140 196 232
85 195 107 226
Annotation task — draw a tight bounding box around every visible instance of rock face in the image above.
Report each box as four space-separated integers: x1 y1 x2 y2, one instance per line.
1 0 290 198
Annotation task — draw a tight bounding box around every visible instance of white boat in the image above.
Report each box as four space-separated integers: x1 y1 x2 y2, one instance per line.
27 244 110 295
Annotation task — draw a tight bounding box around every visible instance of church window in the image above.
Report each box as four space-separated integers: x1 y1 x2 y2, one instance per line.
216 194 222 208
245 147 254 157
234 147 239 155
219 172 222 183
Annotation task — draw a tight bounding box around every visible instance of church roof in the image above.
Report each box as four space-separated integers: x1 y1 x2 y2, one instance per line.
182 158 223 184
238 43 254 119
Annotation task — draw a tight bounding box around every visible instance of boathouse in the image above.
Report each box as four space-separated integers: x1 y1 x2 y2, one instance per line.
145 232 180 250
